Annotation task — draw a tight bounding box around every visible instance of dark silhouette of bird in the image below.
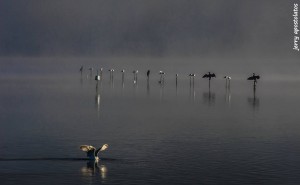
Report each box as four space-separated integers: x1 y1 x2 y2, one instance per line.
147 70 150 79
80 144 108 162
202 72 216 80
247 73 260 87
247 73 260 81
203 72 216 88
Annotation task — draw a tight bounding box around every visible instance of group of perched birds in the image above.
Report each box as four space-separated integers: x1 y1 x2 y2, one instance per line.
80 66 260 87
79 68 260 161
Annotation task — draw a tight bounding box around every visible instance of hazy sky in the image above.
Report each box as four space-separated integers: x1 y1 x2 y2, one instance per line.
0 0 298 58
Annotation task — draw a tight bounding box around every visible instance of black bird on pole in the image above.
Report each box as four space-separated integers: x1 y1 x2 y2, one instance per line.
202 72 216 88
247 73 260 88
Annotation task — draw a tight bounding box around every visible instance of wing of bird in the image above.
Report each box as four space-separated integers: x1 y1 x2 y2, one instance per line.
203 74 208 78
212 73 216 77
95 144 109 156
80 145 96 152
256 75 260 79
247 77 254 80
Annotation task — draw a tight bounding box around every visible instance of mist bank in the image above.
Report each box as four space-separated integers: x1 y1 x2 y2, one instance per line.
0 0 296 58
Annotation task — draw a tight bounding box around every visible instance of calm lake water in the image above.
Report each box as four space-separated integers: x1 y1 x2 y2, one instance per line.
1 57 300 184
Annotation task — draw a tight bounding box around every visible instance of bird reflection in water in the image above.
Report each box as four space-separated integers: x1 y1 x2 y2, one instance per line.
189 74 196 102
175 74 178 96
147 77 150 97
121 69 125 89
95 80 101 116
225 86 231 106
108 69 115 88
81 161 107 180
95 93 101 115
159 81 164 101
248 86 259 110
224 76 231 106
203 89 216 105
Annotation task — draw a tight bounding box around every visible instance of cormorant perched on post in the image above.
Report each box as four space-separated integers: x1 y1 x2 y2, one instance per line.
202 72 216 88
203 72 216 80
247 73 260 87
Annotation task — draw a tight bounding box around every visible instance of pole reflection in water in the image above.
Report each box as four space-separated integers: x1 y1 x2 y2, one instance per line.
175 74 178 96
248 86 260 110
95 81 101 117
147 78 150 97
203 88 216 106
225 83 231 107
121 70 125 90
110 75 114 89
80 75 83 87
159 81 164 101
81 161 107 182
189 74 196 102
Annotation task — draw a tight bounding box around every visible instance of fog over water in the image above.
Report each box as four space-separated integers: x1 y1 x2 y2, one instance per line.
0 1 300 185
0 0 298 58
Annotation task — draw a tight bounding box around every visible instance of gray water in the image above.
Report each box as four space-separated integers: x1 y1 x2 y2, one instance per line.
1 58 300 185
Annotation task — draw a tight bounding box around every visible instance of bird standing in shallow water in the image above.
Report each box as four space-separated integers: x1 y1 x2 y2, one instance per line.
80 144 108 162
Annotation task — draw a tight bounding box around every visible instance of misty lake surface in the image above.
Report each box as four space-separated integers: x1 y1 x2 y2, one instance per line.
1 58 300 185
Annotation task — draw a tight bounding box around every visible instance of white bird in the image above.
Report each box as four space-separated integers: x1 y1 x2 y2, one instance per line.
159 71 165 84
224 76 231 88
95 70 101 81
189 74 196 87
224 76 231 80
80 144 108 162
133 70 138 83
